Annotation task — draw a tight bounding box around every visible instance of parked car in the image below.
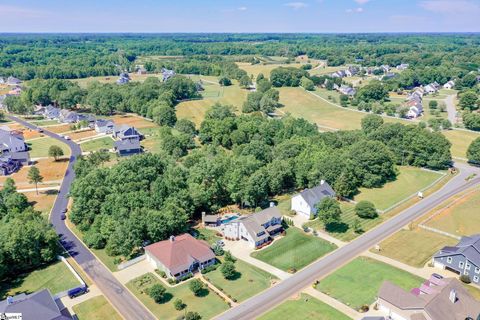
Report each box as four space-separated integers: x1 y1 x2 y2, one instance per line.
68 286 88 299
432 273 444 280
60 214 66 220
62 208 67 213
36 128 44 133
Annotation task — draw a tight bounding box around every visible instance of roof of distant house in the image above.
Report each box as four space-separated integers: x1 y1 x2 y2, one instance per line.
0 289 72 320
378 278 480 320
295 182 336 208
145 233 215 275
434 234 480 267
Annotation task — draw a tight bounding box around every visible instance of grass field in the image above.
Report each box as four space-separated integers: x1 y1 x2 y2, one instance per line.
425 188 480 236
80 137 114 152
316 257 423 310
205 259 275 302
374 228 457 267
27 137 70 158
73 296 122 320
354 166 444 211
0 260 80 299
196 228 222 245
305 202 383 242
126 273 230 320
258 293 351 320
237 62 300 78
251 228 337 272
442 129 480 159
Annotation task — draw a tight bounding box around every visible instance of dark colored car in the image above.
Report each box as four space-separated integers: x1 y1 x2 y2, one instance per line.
432 273 444 280
62 208 67 213
36 128 44 133
60 214 66 220
68 286 88 299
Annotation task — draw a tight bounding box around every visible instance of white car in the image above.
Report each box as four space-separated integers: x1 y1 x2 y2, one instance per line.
64 136 71 140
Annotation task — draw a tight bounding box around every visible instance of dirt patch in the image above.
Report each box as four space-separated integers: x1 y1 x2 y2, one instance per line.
110 115 156 129
45 124 72 133
68 129 98 141
0 158 68 185
23 190 57 215
3 123 44 140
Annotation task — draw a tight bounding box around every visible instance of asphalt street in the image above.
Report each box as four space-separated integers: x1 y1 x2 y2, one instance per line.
8 116 156 320
216 162 480 320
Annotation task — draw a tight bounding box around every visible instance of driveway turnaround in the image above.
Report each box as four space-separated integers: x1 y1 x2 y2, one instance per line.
215 162 480 320
8 116 156 320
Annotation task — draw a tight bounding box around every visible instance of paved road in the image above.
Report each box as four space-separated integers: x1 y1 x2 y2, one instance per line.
445 94 457 124
216 162 480 320
8 116 156 320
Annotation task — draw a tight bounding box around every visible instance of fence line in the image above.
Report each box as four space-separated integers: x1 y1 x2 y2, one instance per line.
117 254 146 270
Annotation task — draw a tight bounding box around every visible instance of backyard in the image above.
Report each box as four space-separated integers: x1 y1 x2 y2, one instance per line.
374 228 457 267
251 227 337 272
80 136 114 152
126 273 230 320
73 296 122 320
354 166 445 211
204 259 276 302
0 260 80 299
258 293 351 320
0 158 68 186
316 257 423 310
425 188 480 236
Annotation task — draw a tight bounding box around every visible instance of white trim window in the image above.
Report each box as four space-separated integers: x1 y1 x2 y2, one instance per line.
474 276 479 283
476 267 480 274
447 257 452 264
466 263 471 270
459 261 464 268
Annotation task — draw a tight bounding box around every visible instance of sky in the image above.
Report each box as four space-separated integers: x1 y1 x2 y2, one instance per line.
0 0 479 33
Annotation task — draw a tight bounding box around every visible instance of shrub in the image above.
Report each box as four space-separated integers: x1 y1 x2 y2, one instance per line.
174 298 185 311
355 200 378 219
148 284 166 303
224 251 236 263
213 244 224 256
189 279 204 296
221 261 237 280
359 304 370 312
200 264 219 274
185 311 201 320
460 274 471 284
155 269 167 278
167 278 177 285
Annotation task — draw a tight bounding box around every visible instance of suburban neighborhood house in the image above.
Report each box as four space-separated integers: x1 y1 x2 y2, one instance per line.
406 88 424 119
94 119 115 134
222 206 283 248
432 234 480 284
112 124 143 156
145 234 216 280
0 289 73 320
291 180 336 219
443 80 455 89
376 277 480 320
0 126 30 175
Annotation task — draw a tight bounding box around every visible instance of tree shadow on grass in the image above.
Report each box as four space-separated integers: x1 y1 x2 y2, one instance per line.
226 271 242 281
325 222 349 234
196 288 210 298
159 292 173 304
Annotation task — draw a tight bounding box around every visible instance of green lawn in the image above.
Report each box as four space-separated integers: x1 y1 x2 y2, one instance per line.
0 260 80 299
126 273 230 320
204 259 276 302
27 137 70 158
80 137 114 152
306 202 383 242
259 293 351 320
73 296 122 320
251 228 337 272
31 120 61 126
375 228 457 267
196 228 222 245
426 189 480 236
316 257 423 310
442 129 480 159
354 166 444 211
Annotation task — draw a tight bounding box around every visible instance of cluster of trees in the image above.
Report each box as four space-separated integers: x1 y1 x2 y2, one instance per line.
467 137 480 164
0 179 60 281
270 67 309 87
242 74 281 114
70 108 451 258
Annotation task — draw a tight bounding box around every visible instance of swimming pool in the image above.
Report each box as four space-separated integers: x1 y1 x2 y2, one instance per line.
220 214 239 224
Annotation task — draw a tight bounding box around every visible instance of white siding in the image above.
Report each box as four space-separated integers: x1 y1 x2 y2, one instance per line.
291 195 312 219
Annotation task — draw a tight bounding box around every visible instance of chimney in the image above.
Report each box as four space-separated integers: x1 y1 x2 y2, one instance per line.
320 180 325 185
201 212 206 224
449 289 457 303
169 235 175 242
269 202 275 208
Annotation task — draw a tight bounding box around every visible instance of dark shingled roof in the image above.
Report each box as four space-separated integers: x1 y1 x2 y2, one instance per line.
434 234 480 267
296 182 336 208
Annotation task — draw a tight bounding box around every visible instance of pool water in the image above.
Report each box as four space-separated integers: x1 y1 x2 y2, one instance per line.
221 215 239 224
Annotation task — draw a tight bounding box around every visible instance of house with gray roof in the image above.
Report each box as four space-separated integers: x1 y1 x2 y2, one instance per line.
222 206 283 248
433 234 480 284
58 109 78 123
6 76 22 86
376 277 480 320
116 72 130 85
112 125 143 156
0 289 72 320
95 119 115 133
43 105 61 120
291 180 336 219
337 84 356 96
161 68 175 82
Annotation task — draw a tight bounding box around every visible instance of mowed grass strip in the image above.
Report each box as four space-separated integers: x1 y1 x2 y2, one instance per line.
425 188 480 236
354 166 444 211
27 137 70 158
316 257 423 310
251 228 337 272
0 260 80 299
442 129 480 159
126 273 229 320
258 293 351 320
73 296 122 320
80 137 114 152
205 259 276 302
374 228 457 267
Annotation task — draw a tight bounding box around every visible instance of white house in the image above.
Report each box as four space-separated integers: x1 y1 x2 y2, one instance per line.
222 206 283 248
291 181 336 219
94 119 114 134
443 80 455 90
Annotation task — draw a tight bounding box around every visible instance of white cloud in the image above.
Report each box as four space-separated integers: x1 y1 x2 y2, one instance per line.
284 2 308 10
419 0 480 14
354 0 370 4
238 6 248 11
346 7 364 13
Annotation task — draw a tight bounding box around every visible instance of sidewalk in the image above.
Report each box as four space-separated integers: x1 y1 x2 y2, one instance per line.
224 241 291 280
303 286 361 319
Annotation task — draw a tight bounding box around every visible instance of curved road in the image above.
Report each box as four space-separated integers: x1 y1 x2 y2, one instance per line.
216 162 480 320
8 116 155 320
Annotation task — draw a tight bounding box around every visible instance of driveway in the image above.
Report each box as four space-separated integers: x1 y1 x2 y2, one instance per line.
8 116 156 320
215 162 480 320
445 94 457 124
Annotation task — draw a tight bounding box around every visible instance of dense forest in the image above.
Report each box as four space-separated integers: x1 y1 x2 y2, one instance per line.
70 108 451 258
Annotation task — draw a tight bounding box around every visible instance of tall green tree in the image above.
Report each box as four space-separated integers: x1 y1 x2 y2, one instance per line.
48 145 64 161
27 166 44 195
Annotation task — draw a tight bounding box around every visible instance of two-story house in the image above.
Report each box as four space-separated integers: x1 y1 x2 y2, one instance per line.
291 180 336 219
112 125 143 156
222 206 283 248
432 234 480 284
